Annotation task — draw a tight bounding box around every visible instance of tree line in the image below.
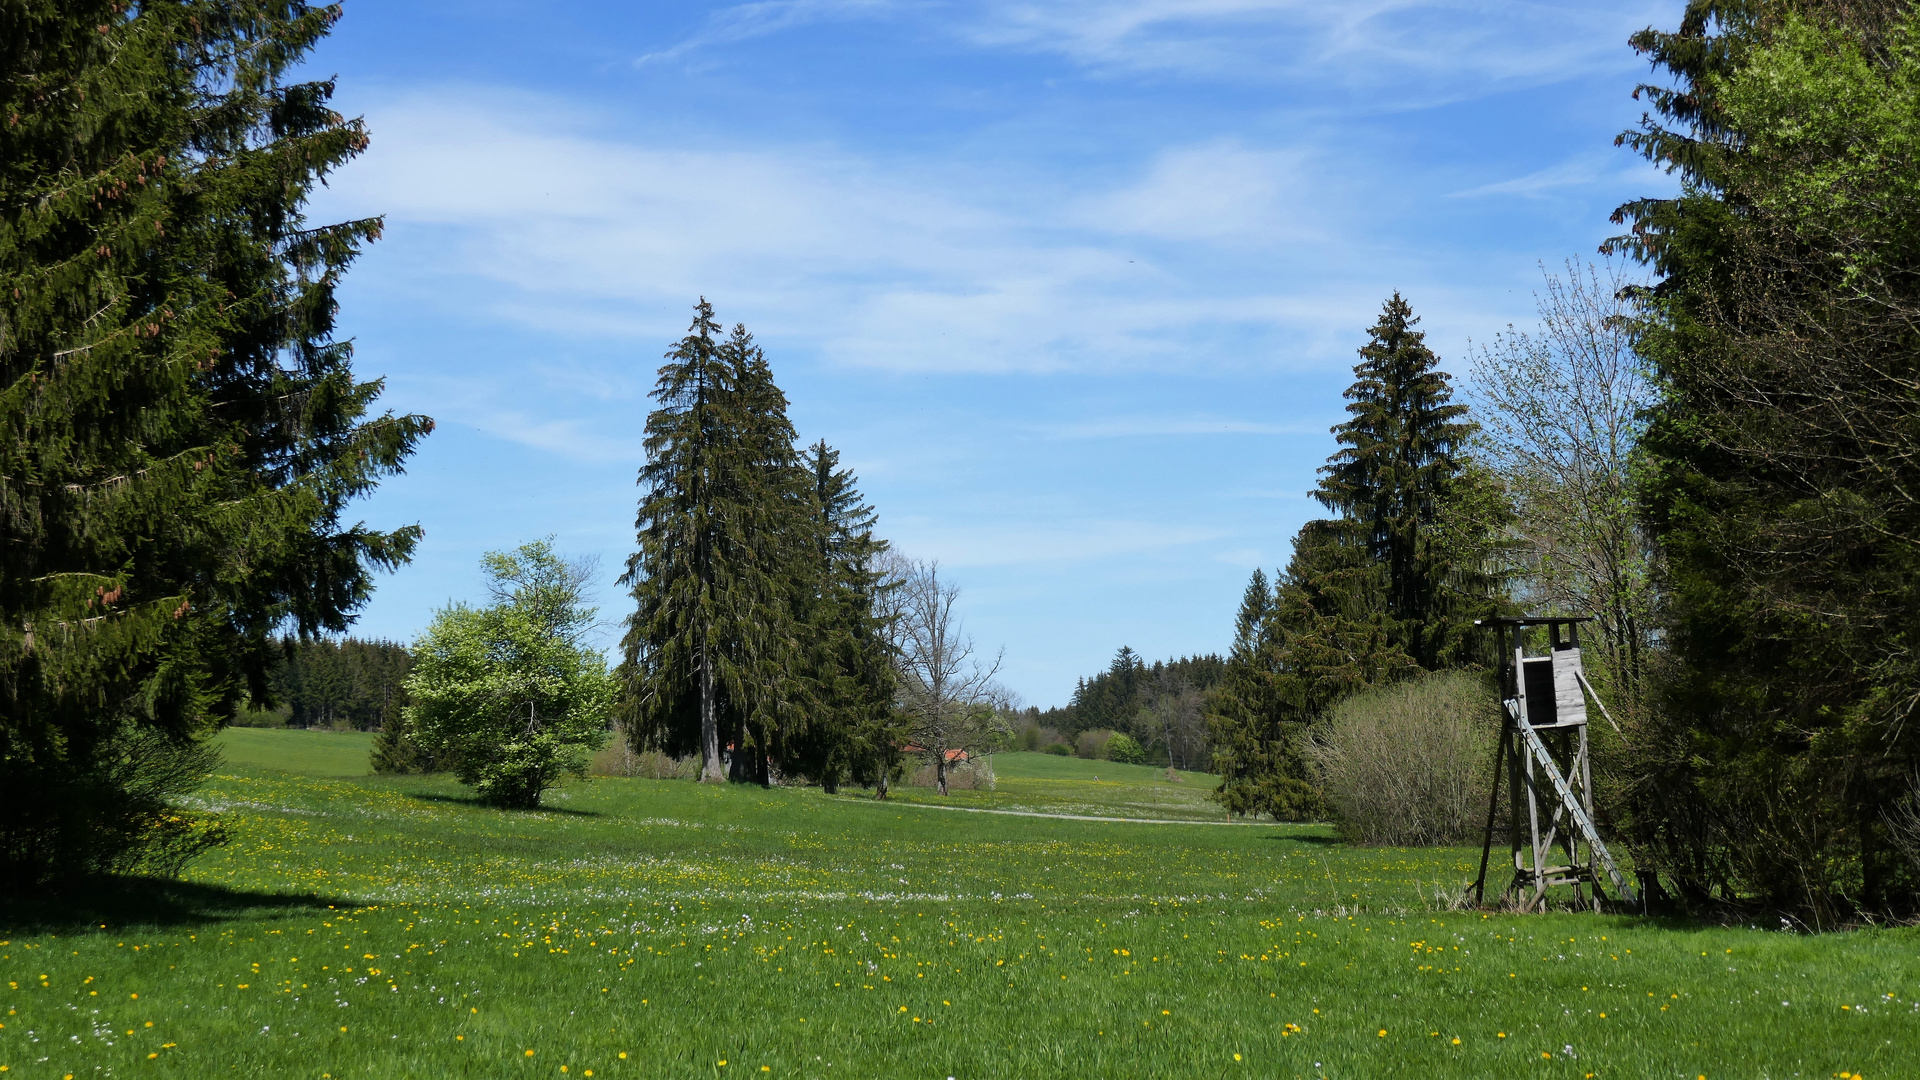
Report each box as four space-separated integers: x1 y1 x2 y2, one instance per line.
235 638 412 732
1029 647 1224 769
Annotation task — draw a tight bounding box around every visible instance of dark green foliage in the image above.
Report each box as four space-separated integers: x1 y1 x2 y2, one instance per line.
0 1 428 890
369 709 437 775
1314 294 1487 670
1209 297 1500 822
789 440 901 794
1042 649 1224 736
620 302 765 783
269 638 411 731
1208 562 1349 822
621 302 900 791
1609 0 1920 921
1043 742 1071 756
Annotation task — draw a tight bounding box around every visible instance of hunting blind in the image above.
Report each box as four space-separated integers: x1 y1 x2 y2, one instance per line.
1471 616 1638 913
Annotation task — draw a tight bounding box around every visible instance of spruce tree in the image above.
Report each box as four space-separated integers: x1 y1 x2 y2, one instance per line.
1609 1 1920 919
621 304 810 787
621 301 740 783
719 322 810 786
793 440 900 792
0 1 429 888
1315 294 1478 669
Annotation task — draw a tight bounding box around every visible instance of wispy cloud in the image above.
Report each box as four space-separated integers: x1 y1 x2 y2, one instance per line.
636 0 904 65
321 90 1382 376
642 0 1673 98
1450 153 1670 200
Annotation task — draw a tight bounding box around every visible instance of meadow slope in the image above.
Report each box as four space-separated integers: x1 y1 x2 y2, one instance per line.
0 732 1913 1078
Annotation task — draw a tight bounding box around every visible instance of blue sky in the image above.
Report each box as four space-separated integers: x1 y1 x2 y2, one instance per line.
308 0 1682 707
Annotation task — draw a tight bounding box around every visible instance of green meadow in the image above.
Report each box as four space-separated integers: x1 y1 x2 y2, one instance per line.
1 731 1913 1079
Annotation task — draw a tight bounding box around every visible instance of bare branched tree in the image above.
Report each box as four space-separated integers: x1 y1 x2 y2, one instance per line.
1471 259 1659 701
1131 670 1208 771
893 560 1009 796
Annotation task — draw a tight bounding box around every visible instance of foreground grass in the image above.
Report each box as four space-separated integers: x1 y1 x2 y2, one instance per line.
1 732 1914 1078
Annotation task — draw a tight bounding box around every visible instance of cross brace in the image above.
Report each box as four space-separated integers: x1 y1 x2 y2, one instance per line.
1511 708 1637 906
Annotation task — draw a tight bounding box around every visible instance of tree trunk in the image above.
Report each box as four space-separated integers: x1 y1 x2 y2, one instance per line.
756 722 772 789
698 650 724 783
875 757 891 800
936 750 949 796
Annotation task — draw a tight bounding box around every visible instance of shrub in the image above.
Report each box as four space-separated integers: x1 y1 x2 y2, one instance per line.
1075 729 1114 759
910 758 995 790
589 733 699 779
404 542 614 808
1043 742 1072 756
371 713 440 775
1306 671 1496 846
1106 732 1146 764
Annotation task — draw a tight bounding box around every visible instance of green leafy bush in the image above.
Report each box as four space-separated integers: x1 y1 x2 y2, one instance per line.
1105 732 1146 764
1043 742 1072 756
405 542 614 808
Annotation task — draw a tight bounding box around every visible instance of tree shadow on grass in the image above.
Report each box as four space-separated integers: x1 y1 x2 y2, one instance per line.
406 792 603 817
0 877 355 934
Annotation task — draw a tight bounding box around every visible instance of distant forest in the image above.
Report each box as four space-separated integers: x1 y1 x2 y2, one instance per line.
239 638 412 733
1026 647 1224 770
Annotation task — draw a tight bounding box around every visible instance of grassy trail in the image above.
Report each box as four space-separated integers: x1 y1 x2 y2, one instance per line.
0 730 1912 1078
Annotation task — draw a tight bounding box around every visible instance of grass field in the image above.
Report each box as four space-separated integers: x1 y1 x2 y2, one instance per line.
1 730 1914 1078
885 751 1233 822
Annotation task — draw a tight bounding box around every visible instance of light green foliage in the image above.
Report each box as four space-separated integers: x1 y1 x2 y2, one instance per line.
405 542 613 808
1105 732 1145 764
4 729 1912 1078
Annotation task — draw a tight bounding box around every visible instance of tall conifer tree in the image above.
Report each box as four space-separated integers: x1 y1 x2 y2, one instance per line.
0 1 430 887
622 301 740 783
1315 294 1480 669
719 323 810 786
621 305 814 787
792 440 899 792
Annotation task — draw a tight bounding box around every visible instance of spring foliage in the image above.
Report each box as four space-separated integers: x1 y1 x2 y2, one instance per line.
404 541 613 809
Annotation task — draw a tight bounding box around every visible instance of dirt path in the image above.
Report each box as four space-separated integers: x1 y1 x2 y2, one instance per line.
872 799 1265 826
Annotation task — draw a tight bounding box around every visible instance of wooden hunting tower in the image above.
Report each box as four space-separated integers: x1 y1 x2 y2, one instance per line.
1471 616 1638 912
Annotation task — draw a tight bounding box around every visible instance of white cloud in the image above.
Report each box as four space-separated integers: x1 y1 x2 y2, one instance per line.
1450 153 1672 200
320 90 1381 375
1074 143 1320 244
